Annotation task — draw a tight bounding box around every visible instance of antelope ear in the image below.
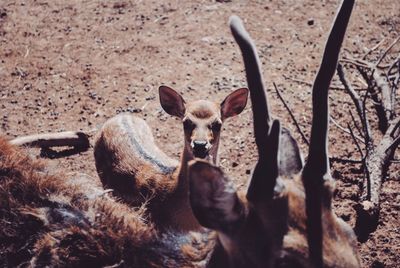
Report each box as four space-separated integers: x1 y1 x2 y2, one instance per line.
220 88 249 120
279 128 304 176
159 86 186 118
188 160 245 233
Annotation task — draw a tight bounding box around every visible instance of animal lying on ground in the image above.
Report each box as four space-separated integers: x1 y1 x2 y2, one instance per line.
0 136 214 267
94 87 248 231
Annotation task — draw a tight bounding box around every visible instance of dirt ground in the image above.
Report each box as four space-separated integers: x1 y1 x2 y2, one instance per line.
0 0 399 267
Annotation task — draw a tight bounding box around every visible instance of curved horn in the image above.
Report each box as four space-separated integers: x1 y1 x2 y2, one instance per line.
304 0 355 175
230 16 270 155
302 0 355 267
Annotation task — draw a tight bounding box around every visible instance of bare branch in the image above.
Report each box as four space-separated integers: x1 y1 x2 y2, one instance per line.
372 67 394 122
376 36 400 66
386 135 400 152
330 116 365 144
10 131 90 150
340 57 372 68
387 56 400 80
329 157 362 164
349 110 365 139
347 123 364 159
338 37 400 242
337 64 363 114
273 82 310 146
282 74 347 90
387 57 399 116
337 64 374 145
366 71 390 133
362 38 386 59
390 118 400 137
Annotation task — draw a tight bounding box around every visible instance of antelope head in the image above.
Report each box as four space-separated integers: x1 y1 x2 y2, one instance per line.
159 86 248 162
188 0 360 267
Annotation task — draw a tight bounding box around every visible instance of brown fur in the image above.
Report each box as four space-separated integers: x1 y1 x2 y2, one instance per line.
280 176 359 267
0 137 216 267
94 113 202 231
94 87 248 232
187 101 219 119
188 160 360 268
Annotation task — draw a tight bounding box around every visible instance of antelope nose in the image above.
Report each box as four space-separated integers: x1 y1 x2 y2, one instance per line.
193 140 207 149
192 140 209 158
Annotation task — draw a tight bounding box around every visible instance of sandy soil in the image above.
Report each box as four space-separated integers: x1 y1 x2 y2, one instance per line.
0 0 399 267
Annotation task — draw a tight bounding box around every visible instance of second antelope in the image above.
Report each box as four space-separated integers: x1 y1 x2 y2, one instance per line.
94 86 248 231
187 0 360 267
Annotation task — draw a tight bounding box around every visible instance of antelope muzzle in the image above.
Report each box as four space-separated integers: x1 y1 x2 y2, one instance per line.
191 140 210 159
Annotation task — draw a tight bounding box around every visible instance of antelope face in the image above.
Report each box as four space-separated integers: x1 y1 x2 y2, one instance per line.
159 86 248 161
182 100 222 159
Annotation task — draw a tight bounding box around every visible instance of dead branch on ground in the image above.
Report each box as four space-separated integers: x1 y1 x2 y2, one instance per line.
337 37 399 241
272 83 363 165
10 131 90 158
276 37 399 242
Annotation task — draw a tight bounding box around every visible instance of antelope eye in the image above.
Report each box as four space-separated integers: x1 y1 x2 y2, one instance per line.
183 119 195 131
210 122 222 132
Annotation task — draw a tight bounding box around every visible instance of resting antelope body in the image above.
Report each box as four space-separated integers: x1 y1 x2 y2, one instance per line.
0 136 218 267
187 0 360 267
94 87 248 231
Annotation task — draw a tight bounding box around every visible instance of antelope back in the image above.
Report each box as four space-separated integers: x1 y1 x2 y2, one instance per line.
188 0 360 267
94 113 206 232
94 114 179 205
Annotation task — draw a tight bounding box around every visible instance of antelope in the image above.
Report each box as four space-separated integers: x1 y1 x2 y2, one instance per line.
187 0 360 267
0 136 215 267
94 87 248 231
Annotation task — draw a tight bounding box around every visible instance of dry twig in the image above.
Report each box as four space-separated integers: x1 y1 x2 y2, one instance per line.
273 82 310 146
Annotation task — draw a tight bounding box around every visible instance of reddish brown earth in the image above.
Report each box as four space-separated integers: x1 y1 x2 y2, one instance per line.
0 0 399 267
